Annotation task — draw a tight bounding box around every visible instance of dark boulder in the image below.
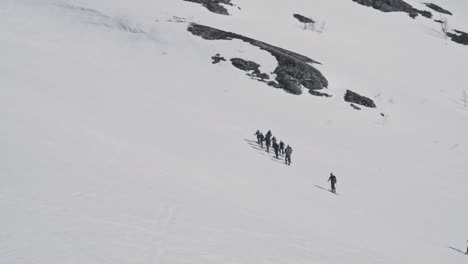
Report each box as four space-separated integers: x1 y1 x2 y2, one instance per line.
267 81 281 88
352 0 416 13
447 30 468 45
418 10 432 18
230 58 260 71
276 74 303 95
344 90 376 108
425 3 452 15
352 0 432 19
309 90 332 97
293 14 315 24
211 54 226 64
188 23 328 95
230 58 270 81
254 72 270 80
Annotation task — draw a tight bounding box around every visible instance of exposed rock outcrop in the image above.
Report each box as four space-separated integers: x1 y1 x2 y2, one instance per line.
352 0 432 18
309 90 332 97
187 23 328 95
425 3 452 15
352 0 417 16
230 58 270 80
230 58 260 71
293 14 315 24
418 10 432 18
183 0 233 15
447 30 468 45
211 54 226 64
344 90 376 108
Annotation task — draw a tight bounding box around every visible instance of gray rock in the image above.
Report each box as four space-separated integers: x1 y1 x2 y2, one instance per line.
352 0 415 13
293 14 315 24
212 53 226 64
267 81 281 88
230 58 260 71
418 10 432 18
344 90 376 108
188 23 328 95
183 0 233 16
447 30 468 45
276 74 303 95
352 0 431 18
255 73 270 80
425 3 452 15
230 58 270 80
309 90 332 97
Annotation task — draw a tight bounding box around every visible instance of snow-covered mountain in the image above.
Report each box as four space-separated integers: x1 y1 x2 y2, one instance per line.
2 0 468 263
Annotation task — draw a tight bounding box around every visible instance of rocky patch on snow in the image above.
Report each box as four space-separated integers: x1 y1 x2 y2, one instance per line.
309 90 332 97
212 54 226 64
230 58 270 81
344 90 376 108
183 0 234 15
418 10 432 19
293 14 315 24
351 0 468 46
447 30 468 45
352 0 432 19
424 3 452 16
187 23 328 95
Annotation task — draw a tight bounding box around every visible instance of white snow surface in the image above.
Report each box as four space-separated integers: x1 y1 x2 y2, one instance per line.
1 0 468 263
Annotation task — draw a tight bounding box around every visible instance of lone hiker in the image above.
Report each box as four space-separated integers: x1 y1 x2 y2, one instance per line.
254 130 261 145
279 140 285 156
285 145 292 165
466 240 468 254
265 130 272 153
272 138 280 159
328 173 337 193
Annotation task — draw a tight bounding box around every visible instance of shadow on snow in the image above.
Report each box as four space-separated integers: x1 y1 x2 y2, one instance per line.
314 185 340 196
448 246 467 255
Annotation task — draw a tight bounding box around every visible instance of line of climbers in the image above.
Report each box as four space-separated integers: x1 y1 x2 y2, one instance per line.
254 130 292 166
254 130 338 194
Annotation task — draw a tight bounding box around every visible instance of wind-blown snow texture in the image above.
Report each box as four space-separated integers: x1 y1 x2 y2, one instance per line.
1 0 468 263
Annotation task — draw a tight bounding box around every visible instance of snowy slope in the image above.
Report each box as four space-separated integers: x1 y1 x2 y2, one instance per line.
1 0 468 263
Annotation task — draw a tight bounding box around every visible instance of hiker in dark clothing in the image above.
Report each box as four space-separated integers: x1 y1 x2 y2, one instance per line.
265 136 271 152
328 173 337 193
254 130 261 145
264 130 272 152
284 145 292 165
259 133 264 148
466 240 468 254
272 140 280 159
279 141 285 155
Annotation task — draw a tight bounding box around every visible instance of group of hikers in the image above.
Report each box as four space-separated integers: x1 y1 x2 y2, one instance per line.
253 130 338 194
254 130 293 165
